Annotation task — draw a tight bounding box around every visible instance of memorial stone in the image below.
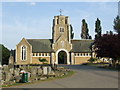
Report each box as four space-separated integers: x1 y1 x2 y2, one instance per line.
43 67 47 75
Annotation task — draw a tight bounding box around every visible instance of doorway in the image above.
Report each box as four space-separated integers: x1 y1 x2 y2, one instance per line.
58 51 67 64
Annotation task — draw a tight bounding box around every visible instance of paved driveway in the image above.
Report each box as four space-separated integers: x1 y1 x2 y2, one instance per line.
9 65 118 88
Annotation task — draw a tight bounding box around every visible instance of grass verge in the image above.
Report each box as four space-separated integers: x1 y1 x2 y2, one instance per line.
83 63 119 71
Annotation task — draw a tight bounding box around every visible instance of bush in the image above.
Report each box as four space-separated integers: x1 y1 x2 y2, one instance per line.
1 44 10 65
39 58 48 64
88 58 97 63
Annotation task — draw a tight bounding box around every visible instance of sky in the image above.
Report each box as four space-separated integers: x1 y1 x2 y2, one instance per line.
1 2 118 49
118 1 120 16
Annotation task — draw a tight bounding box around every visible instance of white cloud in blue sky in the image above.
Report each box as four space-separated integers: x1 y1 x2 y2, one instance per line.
2 2 118 49
29 2 36 6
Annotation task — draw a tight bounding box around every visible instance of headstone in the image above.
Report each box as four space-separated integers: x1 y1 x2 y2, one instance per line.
47 66 52 74
9 55 14 65
5 72 11 81
37 68 42 75
27 72 31 78
2 72 6 81
30 68 36 77
43 67 47 75
14 69 19 76
10 68 14 74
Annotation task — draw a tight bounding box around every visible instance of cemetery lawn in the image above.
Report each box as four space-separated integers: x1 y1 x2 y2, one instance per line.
2 70 75 88
83 63 119 71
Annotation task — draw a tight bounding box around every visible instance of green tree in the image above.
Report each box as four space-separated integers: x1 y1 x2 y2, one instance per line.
39 58 48 64
81 19 90 39
88 57 97 63
114 16 120 34
109 31 113 35
0 44 10 65
95 18 102 38
70 24 74 39
106 31 113 35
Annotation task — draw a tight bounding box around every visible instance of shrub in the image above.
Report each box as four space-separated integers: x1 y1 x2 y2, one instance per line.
39 58 48 64
88 58 97 63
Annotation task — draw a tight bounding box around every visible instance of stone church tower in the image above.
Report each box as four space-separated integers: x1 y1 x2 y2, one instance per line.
52 15 72 64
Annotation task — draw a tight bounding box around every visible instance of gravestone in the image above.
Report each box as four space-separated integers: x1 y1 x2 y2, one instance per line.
30 68 36 77
8 64 14 69
14 69 19 76
43 67 47 75
27 72 31 78
47 66 52 74
5 72 11 81
2 72 6 81
37 68 42 75
10 68 14 74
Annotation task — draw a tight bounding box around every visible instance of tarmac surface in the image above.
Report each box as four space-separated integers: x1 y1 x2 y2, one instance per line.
9 65 118 88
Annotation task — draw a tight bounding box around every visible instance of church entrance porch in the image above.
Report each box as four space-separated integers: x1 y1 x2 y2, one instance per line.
58 51 67 64
55 49 70 65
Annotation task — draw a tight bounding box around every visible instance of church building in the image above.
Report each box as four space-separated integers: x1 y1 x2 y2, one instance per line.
15 14 94 65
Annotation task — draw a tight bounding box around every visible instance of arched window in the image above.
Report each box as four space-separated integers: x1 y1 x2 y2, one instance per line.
21 46 26 60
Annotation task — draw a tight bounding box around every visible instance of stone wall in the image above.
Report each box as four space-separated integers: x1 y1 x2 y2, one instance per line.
74 57 91 64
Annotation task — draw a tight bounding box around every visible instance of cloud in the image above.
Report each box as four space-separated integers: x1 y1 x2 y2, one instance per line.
29 2 36 6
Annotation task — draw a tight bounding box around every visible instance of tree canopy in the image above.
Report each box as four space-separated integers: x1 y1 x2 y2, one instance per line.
94 16 120 66
0 44 10 65
94 34 120 60
70 24 74 39
81 19 91 39
114 16 120 34
95 18 102 38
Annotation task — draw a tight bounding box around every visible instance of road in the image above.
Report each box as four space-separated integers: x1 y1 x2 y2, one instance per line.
9 65 118 88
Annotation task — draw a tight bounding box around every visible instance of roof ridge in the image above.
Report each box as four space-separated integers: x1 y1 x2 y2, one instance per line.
27 39 52 40
71 39 94 41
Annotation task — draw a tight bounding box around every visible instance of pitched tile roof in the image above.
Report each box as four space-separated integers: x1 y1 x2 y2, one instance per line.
26 39 94 53
27 39 53 53
71 40 94 53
